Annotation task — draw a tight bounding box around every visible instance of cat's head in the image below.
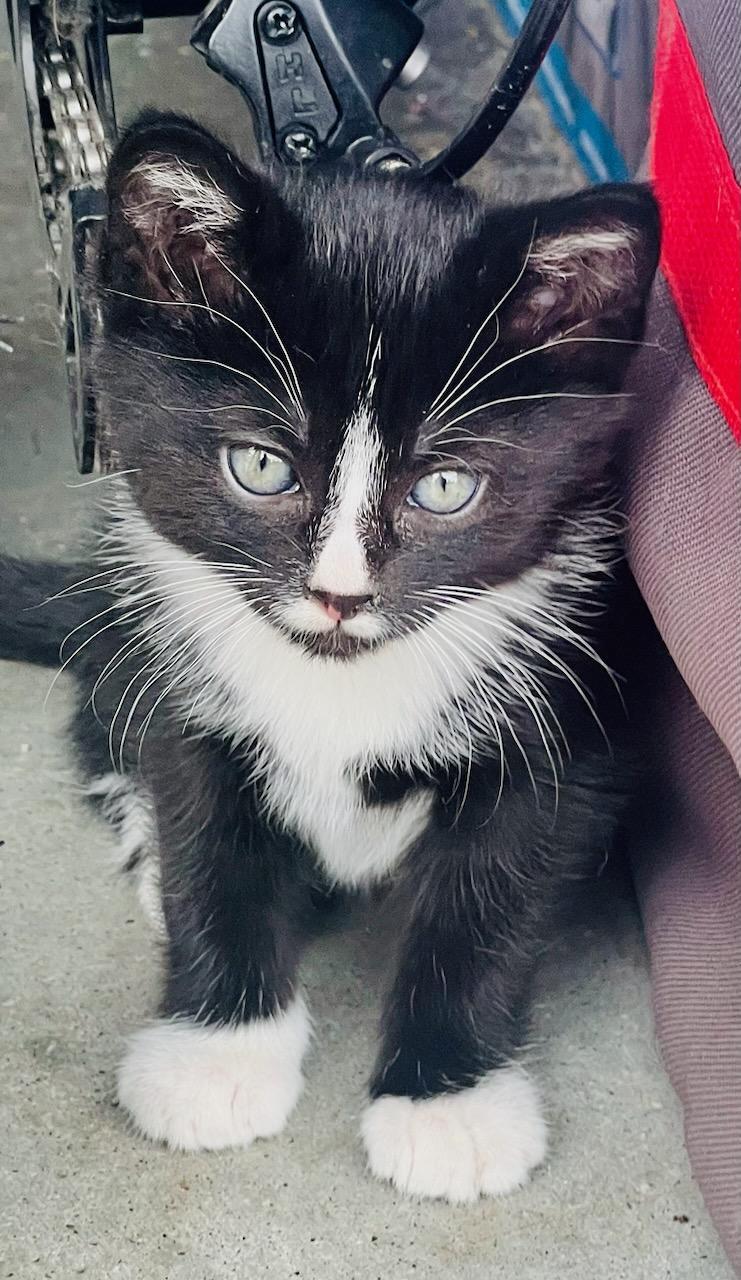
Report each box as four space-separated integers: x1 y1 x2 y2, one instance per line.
96 113 659 660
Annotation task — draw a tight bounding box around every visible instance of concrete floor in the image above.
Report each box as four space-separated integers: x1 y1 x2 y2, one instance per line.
0 2 733 1277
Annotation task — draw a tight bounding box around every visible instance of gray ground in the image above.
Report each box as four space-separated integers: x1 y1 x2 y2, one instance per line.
0 2 733 1277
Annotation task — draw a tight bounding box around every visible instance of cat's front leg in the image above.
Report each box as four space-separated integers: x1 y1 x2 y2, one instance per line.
117 732 310 1152
362 777 606 1202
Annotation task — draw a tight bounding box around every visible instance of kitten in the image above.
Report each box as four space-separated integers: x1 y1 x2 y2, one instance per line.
0 111 659 1201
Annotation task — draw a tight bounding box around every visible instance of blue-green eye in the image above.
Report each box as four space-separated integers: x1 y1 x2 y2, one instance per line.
409 468 479 514
228 445 298 496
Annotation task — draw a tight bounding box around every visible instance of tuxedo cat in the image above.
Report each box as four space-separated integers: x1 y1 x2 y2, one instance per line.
0 112 659 1201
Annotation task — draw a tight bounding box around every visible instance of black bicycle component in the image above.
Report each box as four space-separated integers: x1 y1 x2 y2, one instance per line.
425 0 573 181
191 0 423 169
103 0 210 37
65 188 108 473
8 0 573 471
7 0 112 470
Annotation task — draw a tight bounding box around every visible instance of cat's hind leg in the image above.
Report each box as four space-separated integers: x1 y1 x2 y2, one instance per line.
86 771 164 933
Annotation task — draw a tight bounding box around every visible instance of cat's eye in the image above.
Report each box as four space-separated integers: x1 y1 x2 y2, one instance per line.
227 445 299 496
409 468 479 515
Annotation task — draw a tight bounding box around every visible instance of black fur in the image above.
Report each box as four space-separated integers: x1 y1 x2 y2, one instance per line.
2 112 660 1137
0 558 102 667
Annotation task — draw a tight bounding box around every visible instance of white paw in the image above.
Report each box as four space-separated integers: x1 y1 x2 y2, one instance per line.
117 997 310 1151
361 1067 546 1202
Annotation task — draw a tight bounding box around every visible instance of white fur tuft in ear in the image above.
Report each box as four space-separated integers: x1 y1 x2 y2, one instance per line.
124 156 241 238
531 227 637 277
527 223 639 318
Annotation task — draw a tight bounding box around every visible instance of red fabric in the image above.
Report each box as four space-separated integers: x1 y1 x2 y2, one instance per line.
649 0 741 442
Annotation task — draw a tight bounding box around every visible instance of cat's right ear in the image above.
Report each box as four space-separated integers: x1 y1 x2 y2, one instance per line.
100 112 293 307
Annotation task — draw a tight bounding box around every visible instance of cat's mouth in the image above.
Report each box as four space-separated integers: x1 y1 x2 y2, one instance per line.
297 628 379 661
273 596 390 661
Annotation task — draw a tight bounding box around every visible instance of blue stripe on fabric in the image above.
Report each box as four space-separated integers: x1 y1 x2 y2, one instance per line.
489 0 629 182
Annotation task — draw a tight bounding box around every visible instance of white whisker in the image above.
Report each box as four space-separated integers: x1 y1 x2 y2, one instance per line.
210 541 275 571
414 585 614 749
110 594 249 769
427 391 631 440
49 572 271 717
158 402 296 431
419 581 620 692
45 560 272 603
121 601 248 768
404 614 475 818
208 249 304 413
427 220 537 419
414 605 538 808
431 335 645 424
65 469 141 488
415 599 562 814
142 607 265 753
106 285 303 420
44 597 154 710
127 345 293 421
56 570 266 659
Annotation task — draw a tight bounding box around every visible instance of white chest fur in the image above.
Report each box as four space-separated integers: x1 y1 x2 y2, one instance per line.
260 753 434 887
192 602 447 887
124 520 561 886
135 545 463 886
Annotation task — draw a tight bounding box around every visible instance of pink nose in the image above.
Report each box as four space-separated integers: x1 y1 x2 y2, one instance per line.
310 590 373 623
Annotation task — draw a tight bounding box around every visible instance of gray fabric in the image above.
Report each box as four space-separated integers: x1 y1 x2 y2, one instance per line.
630 655 741 1274
626 277 741 770
622 6 741 1264
557 0 657 176
626 275 741 1272
678 0 741 178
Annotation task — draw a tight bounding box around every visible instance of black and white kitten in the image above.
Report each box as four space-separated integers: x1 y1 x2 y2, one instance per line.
1 112 659 1202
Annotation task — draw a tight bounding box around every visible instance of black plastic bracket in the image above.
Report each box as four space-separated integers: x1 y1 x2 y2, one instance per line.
191 0 423 169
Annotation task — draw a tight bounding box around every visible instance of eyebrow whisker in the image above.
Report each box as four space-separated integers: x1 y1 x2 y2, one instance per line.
208 249 304 413
426 390 632 439
429 335 648 424
126 345 294 420
426 220 538 419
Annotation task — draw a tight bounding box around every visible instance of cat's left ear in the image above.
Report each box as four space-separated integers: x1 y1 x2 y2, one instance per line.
494 185 660 375
100 111 294 306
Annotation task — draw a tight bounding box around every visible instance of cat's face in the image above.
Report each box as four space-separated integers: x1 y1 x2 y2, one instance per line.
97 114 659 660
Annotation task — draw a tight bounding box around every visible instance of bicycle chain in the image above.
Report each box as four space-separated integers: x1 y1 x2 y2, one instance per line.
35 14 109 257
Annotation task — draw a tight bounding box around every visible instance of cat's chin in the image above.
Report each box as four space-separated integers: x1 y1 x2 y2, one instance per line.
272 620 385 661
295 630 382 661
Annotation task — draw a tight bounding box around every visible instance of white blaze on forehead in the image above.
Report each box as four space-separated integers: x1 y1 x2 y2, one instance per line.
309 404 385 597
